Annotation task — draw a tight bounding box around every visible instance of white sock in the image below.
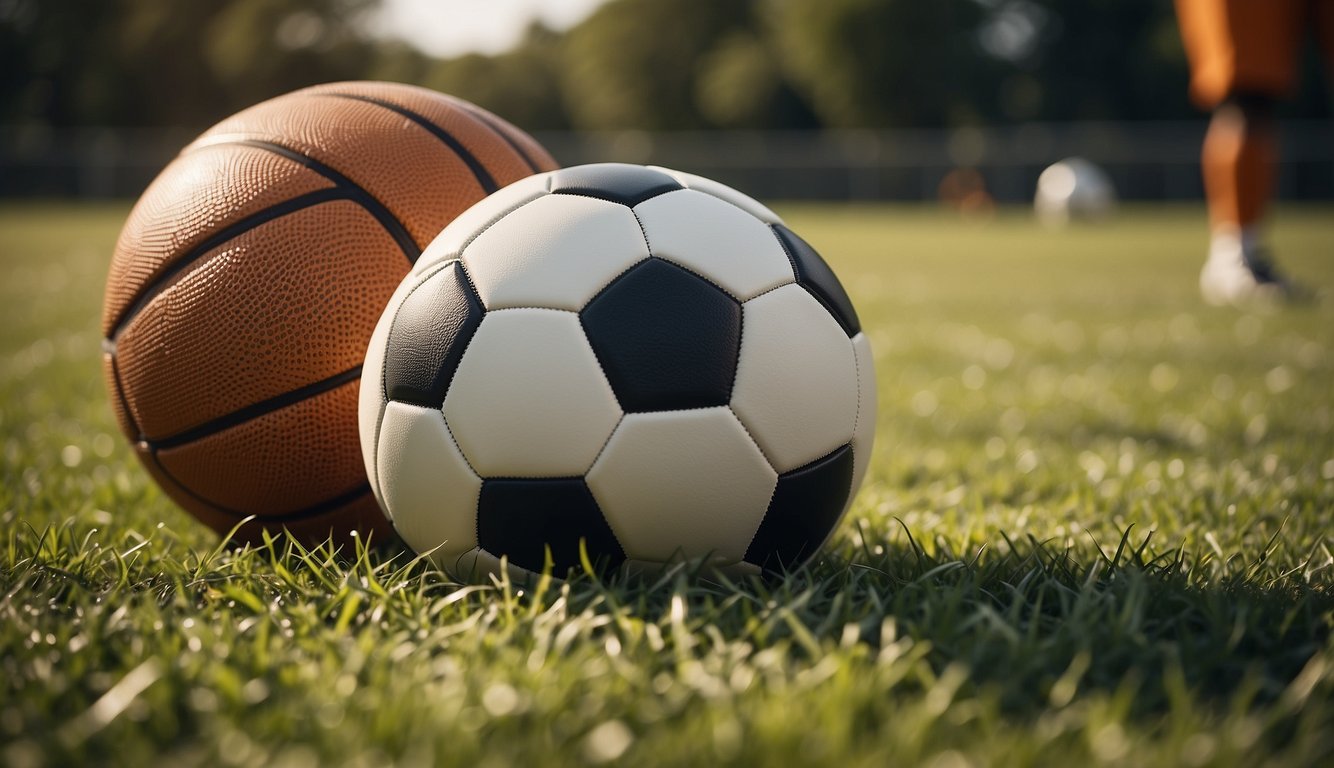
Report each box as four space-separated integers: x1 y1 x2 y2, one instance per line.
1209 225 1261 261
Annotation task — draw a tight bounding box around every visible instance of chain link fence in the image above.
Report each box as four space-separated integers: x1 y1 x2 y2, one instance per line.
4 121 1332 202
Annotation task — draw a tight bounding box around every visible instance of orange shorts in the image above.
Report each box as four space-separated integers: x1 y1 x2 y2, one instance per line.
1176 0 1334 107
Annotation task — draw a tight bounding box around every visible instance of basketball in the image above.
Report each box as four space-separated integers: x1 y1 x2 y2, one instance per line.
101 81 558 544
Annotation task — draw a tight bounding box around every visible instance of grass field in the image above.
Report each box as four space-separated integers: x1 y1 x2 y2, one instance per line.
2 202 1332 767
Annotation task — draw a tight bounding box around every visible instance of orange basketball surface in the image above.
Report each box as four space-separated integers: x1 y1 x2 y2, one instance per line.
102 81 558 544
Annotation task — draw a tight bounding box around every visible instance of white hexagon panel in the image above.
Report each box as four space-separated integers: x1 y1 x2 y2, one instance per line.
634 189 795 300
443 308 622 478
375 401 481 565
730 283 858 473
586 407 777 565
848 332 878 509
462 194 649 311
647 166 783 225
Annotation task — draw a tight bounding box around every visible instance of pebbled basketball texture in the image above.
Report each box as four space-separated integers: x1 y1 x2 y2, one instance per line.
102 81 558 544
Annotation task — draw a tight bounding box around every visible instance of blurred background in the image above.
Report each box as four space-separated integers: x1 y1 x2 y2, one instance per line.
2 0 1331 202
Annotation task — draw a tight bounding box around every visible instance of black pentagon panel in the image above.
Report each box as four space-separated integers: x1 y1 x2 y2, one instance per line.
581 259 740 413
745 444 854 572
771 224 860 337
549 163 683 207
478 478 626 574
383 261 483 407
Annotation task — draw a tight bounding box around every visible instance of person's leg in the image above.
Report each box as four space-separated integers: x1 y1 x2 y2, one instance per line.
1176 0 1308 303
1197 93 1292 302
1202 93 1276 238
1198 89 1313 303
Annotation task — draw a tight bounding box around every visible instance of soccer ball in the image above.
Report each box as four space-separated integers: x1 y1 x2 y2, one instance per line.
1034 157 1117 228
359 163 876 580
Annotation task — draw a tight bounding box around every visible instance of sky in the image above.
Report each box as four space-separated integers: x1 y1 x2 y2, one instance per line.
369 0 610 58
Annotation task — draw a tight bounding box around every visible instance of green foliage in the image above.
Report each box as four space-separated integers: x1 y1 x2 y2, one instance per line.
558 0 751 130
767 0 992 128
766 0 1196 127
2 0 378 128
1001 0 1193 122
694 32 816 129
200 0 378 108
2 203 1332 765
4 0 1319 131
419 26 572 130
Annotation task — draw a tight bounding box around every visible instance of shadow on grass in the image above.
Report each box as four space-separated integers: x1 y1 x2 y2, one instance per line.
7 518 1329 725
543 525 1330 719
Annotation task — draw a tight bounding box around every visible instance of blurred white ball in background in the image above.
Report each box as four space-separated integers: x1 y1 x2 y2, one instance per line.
1034 157 1117 228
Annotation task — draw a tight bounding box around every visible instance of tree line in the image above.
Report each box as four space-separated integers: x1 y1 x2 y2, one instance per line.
3 0 1328 131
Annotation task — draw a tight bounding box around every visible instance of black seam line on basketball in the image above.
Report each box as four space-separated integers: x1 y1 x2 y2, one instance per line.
144 451 217 514
454 102 543 173
107 352 144 442
265 483 372 523
142 365 362 451
151 451 373 523
230 138 421 263
104 188 353 343
322 93 499 195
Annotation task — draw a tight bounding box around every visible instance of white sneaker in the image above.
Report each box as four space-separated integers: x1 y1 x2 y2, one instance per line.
1199 233 1309 306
